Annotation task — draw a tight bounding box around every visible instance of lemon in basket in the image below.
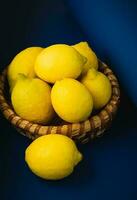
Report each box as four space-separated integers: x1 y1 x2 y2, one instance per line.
11 74 54 124
8 47 43 90
25 134 83 180
34 44 86 83
72 41 98 74
81 68 112 109
51 78 93 123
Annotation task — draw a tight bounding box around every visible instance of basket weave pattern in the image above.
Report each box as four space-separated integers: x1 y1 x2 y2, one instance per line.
0 60 120 143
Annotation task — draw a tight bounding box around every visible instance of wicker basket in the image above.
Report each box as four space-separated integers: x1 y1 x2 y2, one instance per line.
0 60 120 143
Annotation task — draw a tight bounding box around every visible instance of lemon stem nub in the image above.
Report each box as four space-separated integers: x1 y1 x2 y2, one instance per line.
87 67 98 80
17 73 27 81
74 151 83 166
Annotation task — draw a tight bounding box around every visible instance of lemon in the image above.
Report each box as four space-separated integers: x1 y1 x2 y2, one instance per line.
51 78 93 123
34 44 86 83
11 74 54 124
81 68 112 109
25 134 82 180
72 41 98 74
8 47 43 90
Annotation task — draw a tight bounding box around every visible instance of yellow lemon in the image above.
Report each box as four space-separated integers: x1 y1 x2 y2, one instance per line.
81 68 112 109
51 78 93 123
8 47 43 90
25 134 82 180
72 41 98 74
34 44 86 83
11 74 54 124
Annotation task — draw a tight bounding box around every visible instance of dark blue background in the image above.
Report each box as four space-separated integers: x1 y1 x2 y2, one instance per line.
0 0 137 200
66 0 137 106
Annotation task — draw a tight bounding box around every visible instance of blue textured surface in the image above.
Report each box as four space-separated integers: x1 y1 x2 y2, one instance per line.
66 0 137 106
0 0 137 200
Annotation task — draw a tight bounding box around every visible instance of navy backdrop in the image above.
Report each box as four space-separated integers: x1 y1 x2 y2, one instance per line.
0 0 137 200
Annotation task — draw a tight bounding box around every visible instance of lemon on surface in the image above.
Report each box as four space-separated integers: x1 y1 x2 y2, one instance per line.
34 44 86 83
8 47 43 90
25 134 82 180
11 74 54 124
51 78 93 123
72 41 98 74
81 68 112 109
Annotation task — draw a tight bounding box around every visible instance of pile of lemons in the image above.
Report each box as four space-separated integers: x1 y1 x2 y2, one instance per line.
8 42 112 180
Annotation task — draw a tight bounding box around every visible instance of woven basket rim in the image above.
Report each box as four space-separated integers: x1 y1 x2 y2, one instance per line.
0 60 120 142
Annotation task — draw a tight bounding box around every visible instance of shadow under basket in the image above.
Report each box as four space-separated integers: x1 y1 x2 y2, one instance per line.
0 60 120 144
